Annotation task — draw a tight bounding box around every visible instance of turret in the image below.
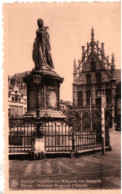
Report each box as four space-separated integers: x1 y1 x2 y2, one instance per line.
73 59 77 82
91 27 95 52
101 43 105 55
82 46 85 59
111 53 115 78
111 53 115 69
101 43 105 64
87 42 89 56
91 27 94 42
106 55 109 69
97 41 99 56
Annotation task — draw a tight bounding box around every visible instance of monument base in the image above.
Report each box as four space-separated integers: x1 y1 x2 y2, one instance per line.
31 138 46 160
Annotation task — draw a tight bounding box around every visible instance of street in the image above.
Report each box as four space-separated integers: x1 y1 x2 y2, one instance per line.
9 131 121 190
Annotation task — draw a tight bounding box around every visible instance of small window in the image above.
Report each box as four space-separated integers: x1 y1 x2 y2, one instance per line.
86 74 91 84
12 97 14 102
91 61 96 71
15 97 17 102
96 73 101 83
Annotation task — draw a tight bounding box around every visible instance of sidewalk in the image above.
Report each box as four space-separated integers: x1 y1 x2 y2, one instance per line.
9 131 121 190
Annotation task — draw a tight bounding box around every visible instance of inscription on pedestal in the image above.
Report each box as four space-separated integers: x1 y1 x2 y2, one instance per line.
46 86 58 110
35 138 45 152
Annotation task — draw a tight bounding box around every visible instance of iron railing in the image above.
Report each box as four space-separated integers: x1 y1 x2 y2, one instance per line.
9 108 110 154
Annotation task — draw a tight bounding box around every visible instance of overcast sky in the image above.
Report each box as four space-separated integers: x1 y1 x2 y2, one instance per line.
4 2 121 101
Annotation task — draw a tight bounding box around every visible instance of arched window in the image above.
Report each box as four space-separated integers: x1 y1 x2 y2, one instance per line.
91 61 96 71
96 72 101 83
78 91 83 106
86 90 91 106
86 74 91 84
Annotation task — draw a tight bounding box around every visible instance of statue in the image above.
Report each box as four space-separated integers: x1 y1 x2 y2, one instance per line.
32 19 54 70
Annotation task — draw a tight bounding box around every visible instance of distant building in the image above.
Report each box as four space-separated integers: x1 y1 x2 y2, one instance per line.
8 72 30 116
73 28 121 131
59 100 73 120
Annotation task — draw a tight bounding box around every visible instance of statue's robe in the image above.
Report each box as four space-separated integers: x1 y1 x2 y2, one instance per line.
33 28 54 69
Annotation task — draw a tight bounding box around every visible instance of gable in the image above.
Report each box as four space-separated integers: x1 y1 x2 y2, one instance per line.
76 52 112 84
73 28 116 86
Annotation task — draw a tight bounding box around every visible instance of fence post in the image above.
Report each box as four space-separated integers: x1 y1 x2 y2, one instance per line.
101 94 106 155
90 96 93 131
72 130 75 151
70 125 76 158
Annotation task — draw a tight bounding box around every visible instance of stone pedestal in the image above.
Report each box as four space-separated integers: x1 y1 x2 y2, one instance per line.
24 66 65 119
31 138 46 160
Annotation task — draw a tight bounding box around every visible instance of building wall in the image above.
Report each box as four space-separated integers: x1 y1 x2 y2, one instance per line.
73 28 119 130
8 75 27 117
59 100 73 121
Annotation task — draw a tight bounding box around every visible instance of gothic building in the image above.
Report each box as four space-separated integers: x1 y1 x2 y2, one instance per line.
73 28 120 130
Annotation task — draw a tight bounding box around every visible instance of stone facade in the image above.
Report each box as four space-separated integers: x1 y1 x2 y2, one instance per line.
73 28 120 130
8 73 28 116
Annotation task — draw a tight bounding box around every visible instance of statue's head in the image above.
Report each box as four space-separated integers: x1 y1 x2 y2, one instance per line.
37 18 44 29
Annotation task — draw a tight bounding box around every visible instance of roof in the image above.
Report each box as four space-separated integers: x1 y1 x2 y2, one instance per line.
9 71 31 81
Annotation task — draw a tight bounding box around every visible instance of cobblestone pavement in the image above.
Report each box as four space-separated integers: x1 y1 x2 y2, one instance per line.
9 131 121 190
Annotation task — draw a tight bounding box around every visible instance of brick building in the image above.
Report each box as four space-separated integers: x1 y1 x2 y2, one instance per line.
73 28 121 130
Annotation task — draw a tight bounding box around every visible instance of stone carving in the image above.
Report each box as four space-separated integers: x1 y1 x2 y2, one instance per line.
32 18 54 70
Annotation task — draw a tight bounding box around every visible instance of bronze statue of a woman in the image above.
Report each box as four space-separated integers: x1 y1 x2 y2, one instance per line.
32 19 54 70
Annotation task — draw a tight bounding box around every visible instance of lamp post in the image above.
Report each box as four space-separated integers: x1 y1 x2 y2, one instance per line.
32 74 45 160
33 74 42 118
97 89 106 155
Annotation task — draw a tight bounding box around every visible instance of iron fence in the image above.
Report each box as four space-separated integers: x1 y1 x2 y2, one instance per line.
9 108 110 154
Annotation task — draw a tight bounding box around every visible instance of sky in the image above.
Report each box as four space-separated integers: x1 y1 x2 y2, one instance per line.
3 2 121 101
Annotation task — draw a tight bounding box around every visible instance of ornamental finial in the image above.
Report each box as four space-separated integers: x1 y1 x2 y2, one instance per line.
91 27 94 42
101 43 105 55
73 58 77 72
111 53 115 68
